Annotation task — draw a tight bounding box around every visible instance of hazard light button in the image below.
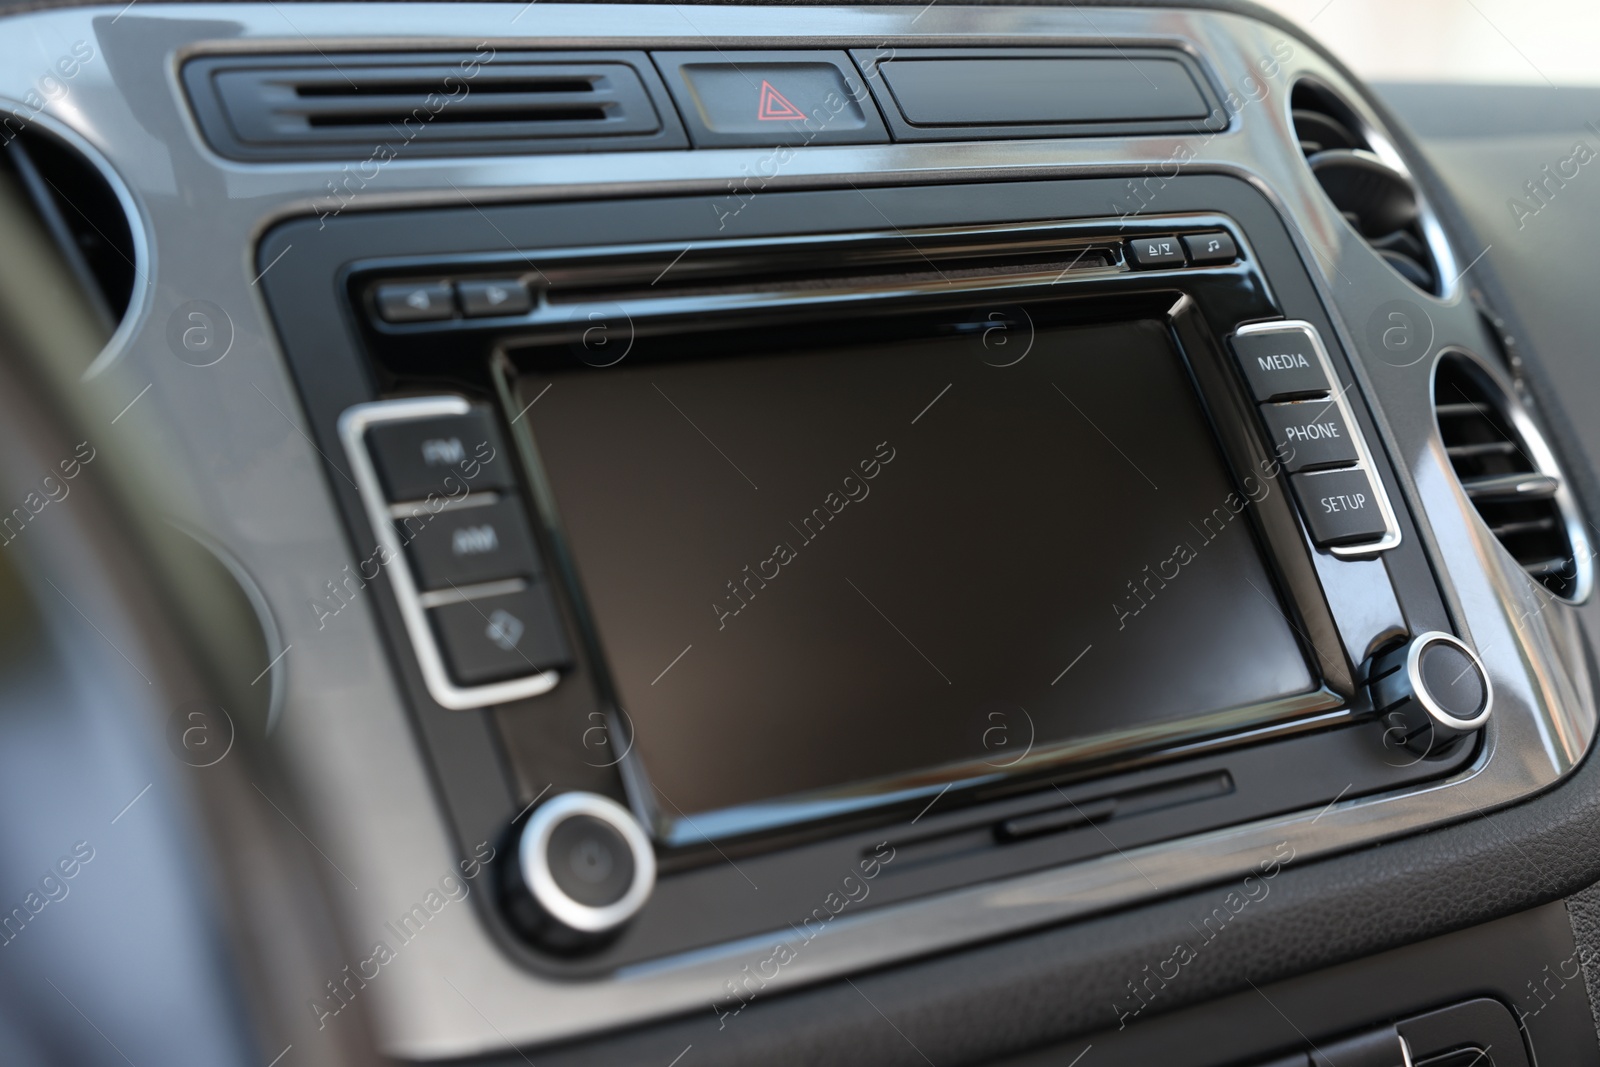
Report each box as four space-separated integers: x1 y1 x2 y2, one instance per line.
653 51 889 147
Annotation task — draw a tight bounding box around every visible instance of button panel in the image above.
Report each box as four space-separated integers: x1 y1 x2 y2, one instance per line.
366 226 1245 331
340 396 568 710
1230 321 1399 555
371 277 535 328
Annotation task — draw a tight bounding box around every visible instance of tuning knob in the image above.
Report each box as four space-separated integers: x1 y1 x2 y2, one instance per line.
515 792 655 952
1368 631 1492 755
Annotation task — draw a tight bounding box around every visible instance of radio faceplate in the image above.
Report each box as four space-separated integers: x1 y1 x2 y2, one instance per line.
253 174 1496 977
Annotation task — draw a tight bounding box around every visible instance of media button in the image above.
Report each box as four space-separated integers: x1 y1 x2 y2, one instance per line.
1230 326 1331 401
1291 468 1390 547
1260 401 1361 472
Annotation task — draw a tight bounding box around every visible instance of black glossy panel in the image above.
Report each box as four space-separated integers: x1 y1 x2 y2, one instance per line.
852 47 1228 143
527 319 1312 818
877 56 1209 125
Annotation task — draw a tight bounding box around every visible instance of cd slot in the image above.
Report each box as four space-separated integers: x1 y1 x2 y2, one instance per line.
541 236 1123 305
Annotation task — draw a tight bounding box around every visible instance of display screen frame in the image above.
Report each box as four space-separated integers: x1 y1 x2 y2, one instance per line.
494 252 1352 849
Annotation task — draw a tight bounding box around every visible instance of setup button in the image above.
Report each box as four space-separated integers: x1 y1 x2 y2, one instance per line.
1291 468 1390 548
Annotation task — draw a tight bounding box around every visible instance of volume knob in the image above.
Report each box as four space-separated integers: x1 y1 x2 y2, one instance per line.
515 792 655 952
1368 631 1492 754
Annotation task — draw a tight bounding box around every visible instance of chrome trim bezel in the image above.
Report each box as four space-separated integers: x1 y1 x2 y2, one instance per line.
1433 348 1595 605
1232 319 1402 557
337 395 561 710
518 792 657 934
1406 630 1493 731
0 105 156 383
1286 75 1461 303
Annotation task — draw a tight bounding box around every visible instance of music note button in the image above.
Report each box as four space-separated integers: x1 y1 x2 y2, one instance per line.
1182 231 1239 265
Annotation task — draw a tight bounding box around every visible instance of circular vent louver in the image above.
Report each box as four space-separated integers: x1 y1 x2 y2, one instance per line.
1433 352 1592 602
1291 81 1441 296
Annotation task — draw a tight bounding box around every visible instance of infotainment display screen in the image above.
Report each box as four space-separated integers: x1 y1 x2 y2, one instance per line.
522 317 1314 834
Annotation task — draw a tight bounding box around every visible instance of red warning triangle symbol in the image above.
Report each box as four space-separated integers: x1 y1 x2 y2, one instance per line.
757 80 805 121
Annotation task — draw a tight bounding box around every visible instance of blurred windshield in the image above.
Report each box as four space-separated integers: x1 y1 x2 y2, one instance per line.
1257 0 1598 86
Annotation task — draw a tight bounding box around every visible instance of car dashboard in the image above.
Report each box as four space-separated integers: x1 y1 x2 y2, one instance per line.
3 3 1600 1066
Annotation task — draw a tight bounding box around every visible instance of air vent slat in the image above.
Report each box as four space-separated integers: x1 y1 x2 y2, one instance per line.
1461 473 1561 503
1489 517 1559 538
296 78 599 97
304 106 612 129
184 52 686 160
1446 441 1520 460
1522 557 1578 579
1434 353 1590 601
284 91 614 111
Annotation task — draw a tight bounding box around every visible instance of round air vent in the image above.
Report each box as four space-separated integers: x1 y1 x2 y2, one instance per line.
0 127 137 334
1433 351 1592 602
1291 81 1442 296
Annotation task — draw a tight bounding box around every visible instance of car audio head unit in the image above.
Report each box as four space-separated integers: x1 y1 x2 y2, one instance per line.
262 176 1486 974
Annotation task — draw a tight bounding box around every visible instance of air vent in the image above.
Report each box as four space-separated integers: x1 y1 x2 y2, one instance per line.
183 52 687 161
1291 81 1441 295
0 128 136 334
1433 352 1592 601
